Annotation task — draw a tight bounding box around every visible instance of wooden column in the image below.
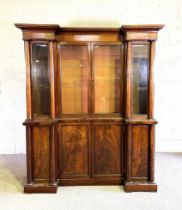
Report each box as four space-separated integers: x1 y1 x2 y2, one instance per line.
50 41 56 118
49 41 57 185
24 41 32 119
125 41 132 183
149 125 155 182
26 126 32 184
24 41 33 185
149 41 156 183
50 125 57 185
149 41 156 119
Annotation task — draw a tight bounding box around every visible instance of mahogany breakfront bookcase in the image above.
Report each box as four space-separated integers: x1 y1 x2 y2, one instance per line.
15 23 163 193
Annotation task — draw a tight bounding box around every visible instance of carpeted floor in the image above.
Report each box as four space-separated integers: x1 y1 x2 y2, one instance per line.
0 153 182 210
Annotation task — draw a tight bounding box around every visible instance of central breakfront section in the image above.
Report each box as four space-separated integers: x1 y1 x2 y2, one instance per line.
58 42 124 184
15 24 163 193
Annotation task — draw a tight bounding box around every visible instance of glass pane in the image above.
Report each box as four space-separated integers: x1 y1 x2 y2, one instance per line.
132 44 149 114
31 43 50 117
93 45 121 114
60 46 89 114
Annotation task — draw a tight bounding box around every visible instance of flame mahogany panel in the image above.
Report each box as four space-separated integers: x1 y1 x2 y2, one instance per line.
93 124 122 175
59 124 90 177
32 126 50 180
131 125 149 178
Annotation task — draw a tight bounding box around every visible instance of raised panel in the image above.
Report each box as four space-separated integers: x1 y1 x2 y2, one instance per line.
32 126 50 180
131 125 149 178
60 124 89 177
93 124 121 175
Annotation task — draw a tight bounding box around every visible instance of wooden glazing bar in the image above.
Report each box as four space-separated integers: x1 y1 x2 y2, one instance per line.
125 41 132 118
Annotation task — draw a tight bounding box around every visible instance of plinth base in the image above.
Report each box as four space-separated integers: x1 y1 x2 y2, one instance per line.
124 181 157 192
24 183 57 193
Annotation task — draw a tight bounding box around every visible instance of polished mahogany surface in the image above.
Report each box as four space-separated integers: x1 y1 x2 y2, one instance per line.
15 23 163 193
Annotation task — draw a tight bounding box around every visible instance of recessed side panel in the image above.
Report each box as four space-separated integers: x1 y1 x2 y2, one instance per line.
32 126 50 180
59 124 90 178
131 125 149 178
93 123 122 176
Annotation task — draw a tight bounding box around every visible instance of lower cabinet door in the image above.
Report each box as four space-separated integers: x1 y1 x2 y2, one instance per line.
93 123 123 177
131 125 149 179
58 123 90 178
58 121 123 181
32 126 50 181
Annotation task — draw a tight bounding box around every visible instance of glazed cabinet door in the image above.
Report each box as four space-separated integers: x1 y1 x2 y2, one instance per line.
131 43 149 115
59 44 90 115
31 43 51 118
92 44 123 115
